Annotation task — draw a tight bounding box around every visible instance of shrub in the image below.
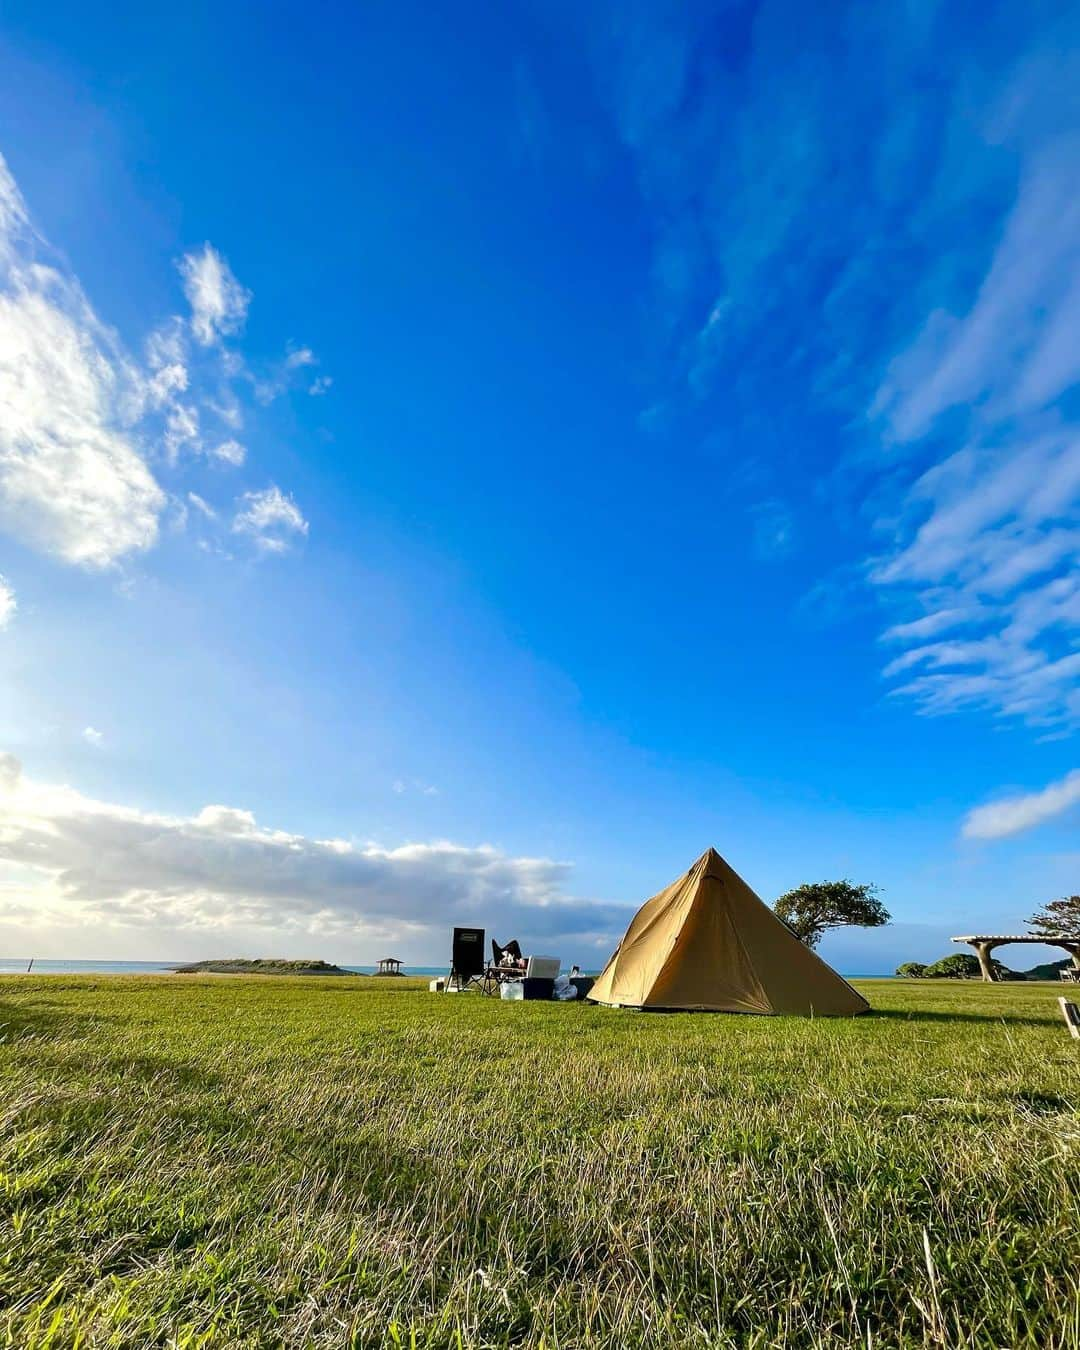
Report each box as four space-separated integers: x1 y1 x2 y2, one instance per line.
924 953 1018 980
895 961 928 978
924 954 983 979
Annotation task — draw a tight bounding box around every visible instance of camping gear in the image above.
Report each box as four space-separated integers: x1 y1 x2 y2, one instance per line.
570 976 595 999
492 938 524 966
524 956 560 981
429 978 446 993
553 974 578 1001
500 981 524 1001
589 848 869 1015
448 926 486 991
483 938 527 995
522 977 555 1000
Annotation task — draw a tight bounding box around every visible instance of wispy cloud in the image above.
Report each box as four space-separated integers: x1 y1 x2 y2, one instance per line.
392 779 440 797
179 243 251 346
585 4 1080 733
232 485 309 554
0 753 626 949
210 438 246 467
871 135 1080 440
962 768 1080 840
868 127 1080 729
749 499 796 560
82 726 104 747
254 346 331 404
0 574 14 629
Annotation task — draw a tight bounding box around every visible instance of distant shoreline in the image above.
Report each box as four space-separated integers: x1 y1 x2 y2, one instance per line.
0 959 449 977
170 958 351 976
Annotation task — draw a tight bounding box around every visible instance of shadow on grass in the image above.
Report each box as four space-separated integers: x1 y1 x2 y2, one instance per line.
0 998 103 1041
871 1009 1053 1027
1011 1090 1074 1115
98 1053 224 1092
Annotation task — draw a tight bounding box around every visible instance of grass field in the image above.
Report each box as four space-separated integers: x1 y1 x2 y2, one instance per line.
0 976 1077 1349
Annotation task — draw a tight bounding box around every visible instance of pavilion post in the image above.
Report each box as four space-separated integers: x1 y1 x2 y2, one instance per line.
972 941 998 982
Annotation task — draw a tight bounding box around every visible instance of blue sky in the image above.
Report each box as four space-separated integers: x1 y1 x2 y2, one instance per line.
0 0 1076 974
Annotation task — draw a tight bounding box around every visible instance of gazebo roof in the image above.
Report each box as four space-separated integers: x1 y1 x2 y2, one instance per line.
377 956 403 963
952 934 1071 944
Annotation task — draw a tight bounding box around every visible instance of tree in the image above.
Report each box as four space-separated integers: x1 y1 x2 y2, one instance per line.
924 954 981 979
895 961 927 978
924 953 1018 980
773 880 889 949
1026 894 1080 938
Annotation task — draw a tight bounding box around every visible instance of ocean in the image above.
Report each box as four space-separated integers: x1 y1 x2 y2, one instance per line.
0 959 451 976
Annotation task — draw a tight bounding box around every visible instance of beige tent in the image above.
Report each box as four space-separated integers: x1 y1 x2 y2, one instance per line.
589 848 869 1015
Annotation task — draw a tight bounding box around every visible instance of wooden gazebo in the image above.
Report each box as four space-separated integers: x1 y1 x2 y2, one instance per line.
951 934 1080 982
375 957 404 976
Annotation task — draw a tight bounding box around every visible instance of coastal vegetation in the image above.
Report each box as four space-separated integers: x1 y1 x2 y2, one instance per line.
772 879 889 947
895 954 1070 980
0 974 1076 1347
171 958 349 976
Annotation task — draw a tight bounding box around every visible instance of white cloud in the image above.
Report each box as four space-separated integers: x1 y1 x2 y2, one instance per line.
206 391 243 430
868 134 1080 730
880 608 983 644
210 438 245 466
393 779 439 797
580 11 1080 736
144 319 190 410
179 244 251 346
0 155 30 258
872 136 1080 440
82 726 104 747
0 152 166 568
0 755 626 949
163 402 200 461
962 768 1080 840
232 484 309 553
187 491 217 519
0 154 317 575
0 574 14 629
0 266 165 567
253 346 326 404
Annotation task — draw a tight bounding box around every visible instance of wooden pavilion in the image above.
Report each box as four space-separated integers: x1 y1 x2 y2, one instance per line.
375 957 405 976
951 934 1080 982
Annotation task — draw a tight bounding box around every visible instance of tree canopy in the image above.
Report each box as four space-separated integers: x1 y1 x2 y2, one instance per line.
924 954 982 979
923 953 1018 980
895 961 927 978
1026 894 1080 939
773 880 889 949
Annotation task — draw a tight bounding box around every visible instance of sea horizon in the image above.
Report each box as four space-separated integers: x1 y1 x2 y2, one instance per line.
0 958 452 976
0 957 895 979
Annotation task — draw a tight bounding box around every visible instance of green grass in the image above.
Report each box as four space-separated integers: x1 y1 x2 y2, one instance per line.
0 976 1076 1348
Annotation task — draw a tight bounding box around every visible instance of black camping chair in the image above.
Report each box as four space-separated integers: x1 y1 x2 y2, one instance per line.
448 927 486 991
484 939 525 995
491 938 523 966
